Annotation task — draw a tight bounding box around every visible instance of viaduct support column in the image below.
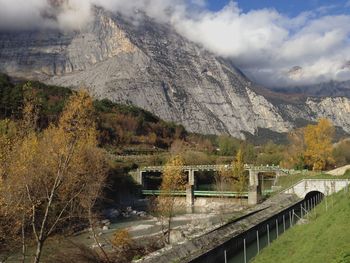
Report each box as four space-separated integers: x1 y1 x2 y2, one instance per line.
186 170 195 212
188 169 195 186
186 185 194 213
138 170 145 187
248 170 261 205
275 170 281 177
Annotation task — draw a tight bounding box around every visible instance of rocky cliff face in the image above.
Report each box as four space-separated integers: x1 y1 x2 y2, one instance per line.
0 8 349 138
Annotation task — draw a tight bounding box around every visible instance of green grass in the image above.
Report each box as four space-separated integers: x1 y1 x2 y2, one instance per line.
252 189 350 263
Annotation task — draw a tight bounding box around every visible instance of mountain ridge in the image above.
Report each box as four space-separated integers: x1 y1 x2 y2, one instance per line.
0 7 349 138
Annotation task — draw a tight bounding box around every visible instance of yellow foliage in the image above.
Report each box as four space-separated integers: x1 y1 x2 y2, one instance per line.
0 89 108 261
159 155 186 195
0 119 18 179
158 155 186 217
304 118 335 171
157 155 186 243
232 148 246 196
111 229 132 249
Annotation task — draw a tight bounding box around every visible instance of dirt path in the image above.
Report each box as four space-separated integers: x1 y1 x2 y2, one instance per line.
326 165 350 176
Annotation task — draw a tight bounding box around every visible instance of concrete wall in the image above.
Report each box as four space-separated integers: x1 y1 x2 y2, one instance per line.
284 179 350 198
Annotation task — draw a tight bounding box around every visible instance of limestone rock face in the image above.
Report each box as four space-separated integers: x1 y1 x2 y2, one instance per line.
305 97 350 133
0 8 350 138
0 10 135 78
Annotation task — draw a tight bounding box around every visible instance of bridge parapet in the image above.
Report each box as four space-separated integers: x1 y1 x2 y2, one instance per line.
138 164 284 173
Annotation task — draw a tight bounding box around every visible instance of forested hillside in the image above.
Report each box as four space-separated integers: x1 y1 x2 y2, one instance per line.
0 74 192 151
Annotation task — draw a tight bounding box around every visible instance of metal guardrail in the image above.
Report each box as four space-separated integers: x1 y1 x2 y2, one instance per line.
139 164 285 172
141 189 273 197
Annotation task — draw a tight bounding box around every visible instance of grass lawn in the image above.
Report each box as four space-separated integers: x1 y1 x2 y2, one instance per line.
252 189 350 263
345 169 350 176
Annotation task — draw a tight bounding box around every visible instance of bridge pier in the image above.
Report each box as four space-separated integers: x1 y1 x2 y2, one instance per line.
138 170 144 187
187 169 196 186
186 170 196 211
186 185 194 212
248 170 262 205
275 170 282 177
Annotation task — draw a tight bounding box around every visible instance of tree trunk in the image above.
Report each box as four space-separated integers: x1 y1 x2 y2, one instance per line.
32 179 56 263
21 216 26 263
167 217 171 244
167 207 174 244
33 239 43 263
88 210 110 262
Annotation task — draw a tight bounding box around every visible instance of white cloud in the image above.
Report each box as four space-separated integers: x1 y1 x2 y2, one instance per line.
0 0 92 31
166 3 350 86
0 0 350 86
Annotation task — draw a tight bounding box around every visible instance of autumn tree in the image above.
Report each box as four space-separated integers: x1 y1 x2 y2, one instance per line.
232 148 247 202
0 86 40 261
215 165 232 193
0 119 17 178
157 155 186 244
0 121 21 262
304 118 335 171
0 90 108 263
333 139 350 167
281 128 305 169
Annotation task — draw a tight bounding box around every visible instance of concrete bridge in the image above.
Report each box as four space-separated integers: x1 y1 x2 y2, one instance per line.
284 179 350 198
137 164 289 206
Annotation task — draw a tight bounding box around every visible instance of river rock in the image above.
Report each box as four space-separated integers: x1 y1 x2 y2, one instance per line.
101 219 111 226
103 208 120 219
137 211 147 217
169 229 186 244
131 210 137 215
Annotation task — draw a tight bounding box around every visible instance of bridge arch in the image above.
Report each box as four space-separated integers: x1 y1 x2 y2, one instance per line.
304 190 324 200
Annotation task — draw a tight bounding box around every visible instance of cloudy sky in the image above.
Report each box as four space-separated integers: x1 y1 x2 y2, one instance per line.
1 0 350 87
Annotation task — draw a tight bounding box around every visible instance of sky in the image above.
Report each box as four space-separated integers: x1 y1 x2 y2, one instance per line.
1 0 350 87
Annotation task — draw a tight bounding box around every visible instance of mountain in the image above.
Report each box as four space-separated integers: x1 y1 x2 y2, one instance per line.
0 7 350 139
271 80 350 98
286 66 303 81
273 64 350 98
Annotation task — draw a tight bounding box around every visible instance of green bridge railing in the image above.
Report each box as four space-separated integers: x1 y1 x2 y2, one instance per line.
141 189 273 197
